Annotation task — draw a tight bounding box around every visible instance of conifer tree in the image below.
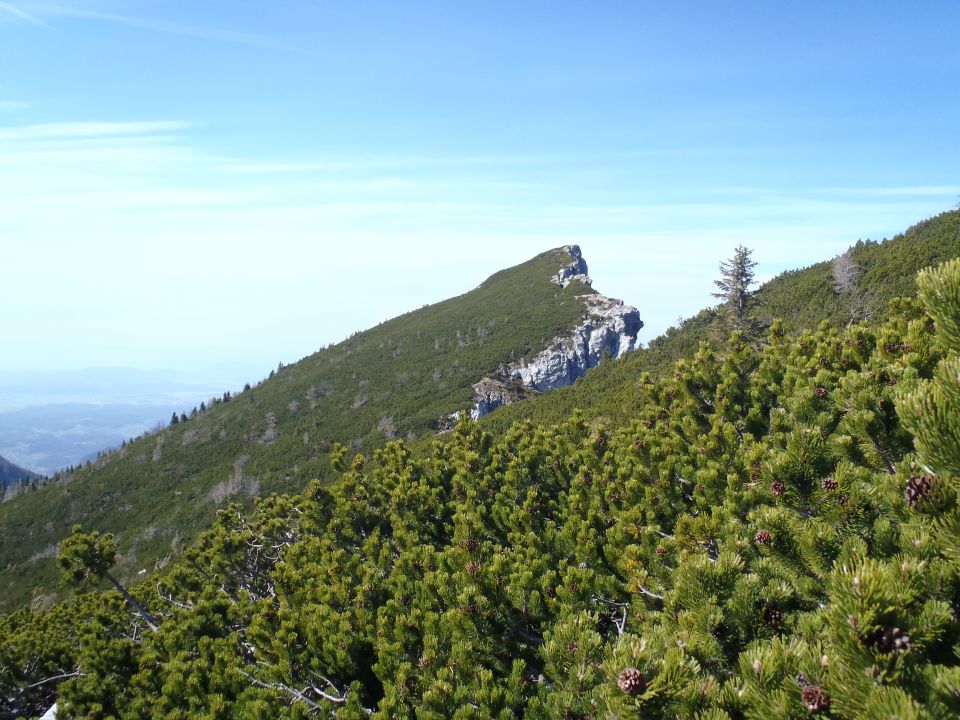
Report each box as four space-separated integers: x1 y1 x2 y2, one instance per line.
713 245 760 336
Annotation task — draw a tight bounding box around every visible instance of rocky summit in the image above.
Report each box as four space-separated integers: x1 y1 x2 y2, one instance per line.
470 247 642 418
550 244 592 287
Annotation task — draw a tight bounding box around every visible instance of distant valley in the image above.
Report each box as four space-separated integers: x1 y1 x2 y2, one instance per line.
0 403 183 476
0 366 257 475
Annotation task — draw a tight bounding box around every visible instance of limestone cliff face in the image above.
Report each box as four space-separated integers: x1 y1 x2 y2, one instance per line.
551 244 592 287
468 247 642 420
508 293 641 392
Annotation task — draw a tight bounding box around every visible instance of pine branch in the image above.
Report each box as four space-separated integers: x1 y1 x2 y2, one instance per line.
239 669 344 708
24 668 83 689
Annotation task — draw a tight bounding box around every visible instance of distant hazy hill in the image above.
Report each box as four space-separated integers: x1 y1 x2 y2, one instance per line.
0 366 241 413
0 403 186 476
0 247 633 608
0 454 39 487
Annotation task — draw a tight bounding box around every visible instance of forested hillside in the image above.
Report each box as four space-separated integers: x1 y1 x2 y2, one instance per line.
3 250 960 718
1 213 958 614
0 248 601 609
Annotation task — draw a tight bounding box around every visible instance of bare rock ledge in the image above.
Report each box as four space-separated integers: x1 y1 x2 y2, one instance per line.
467 246 642 420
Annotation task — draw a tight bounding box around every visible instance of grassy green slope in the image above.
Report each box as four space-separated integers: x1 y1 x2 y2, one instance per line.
0 247 596 609
478 209 960 435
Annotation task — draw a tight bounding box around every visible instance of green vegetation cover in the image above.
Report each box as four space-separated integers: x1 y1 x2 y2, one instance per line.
0 247 597 609
479 210 960 436
2 211 960 718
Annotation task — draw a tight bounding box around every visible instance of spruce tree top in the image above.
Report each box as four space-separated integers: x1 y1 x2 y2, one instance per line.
713 245 758 333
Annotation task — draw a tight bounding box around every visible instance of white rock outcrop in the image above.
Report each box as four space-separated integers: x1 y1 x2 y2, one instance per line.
468 378 532 421
468 247 642 419
508 293 641 393
551 245 592 287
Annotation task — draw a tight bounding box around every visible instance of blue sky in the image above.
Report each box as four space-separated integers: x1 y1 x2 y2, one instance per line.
1 1 958 380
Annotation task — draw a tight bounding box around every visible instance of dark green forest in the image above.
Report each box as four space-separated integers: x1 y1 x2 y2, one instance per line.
2 211 960 718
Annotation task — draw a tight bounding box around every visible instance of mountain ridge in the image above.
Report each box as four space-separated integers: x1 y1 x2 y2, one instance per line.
477 209 960 436
5 215 960 718
0 246 637 608
1 211 957 611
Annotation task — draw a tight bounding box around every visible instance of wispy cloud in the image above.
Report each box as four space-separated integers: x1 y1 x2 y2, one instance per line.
0 117 949 233
0 120 190 141
223 150 686 176
26 4 306 53
0 112 953 372
225 155 566 175
0 1 50 27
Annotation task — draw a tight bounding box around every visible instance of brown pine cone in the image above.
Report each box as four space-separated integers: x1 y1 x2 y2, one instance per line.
866 626 912 654
821 477 838 491
771 481 786 497
904 475 935 507
754 529 773 546
459 537 479 552
801 684 830 713
814 387 829 398
765 606 784 626
617 667 647 696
